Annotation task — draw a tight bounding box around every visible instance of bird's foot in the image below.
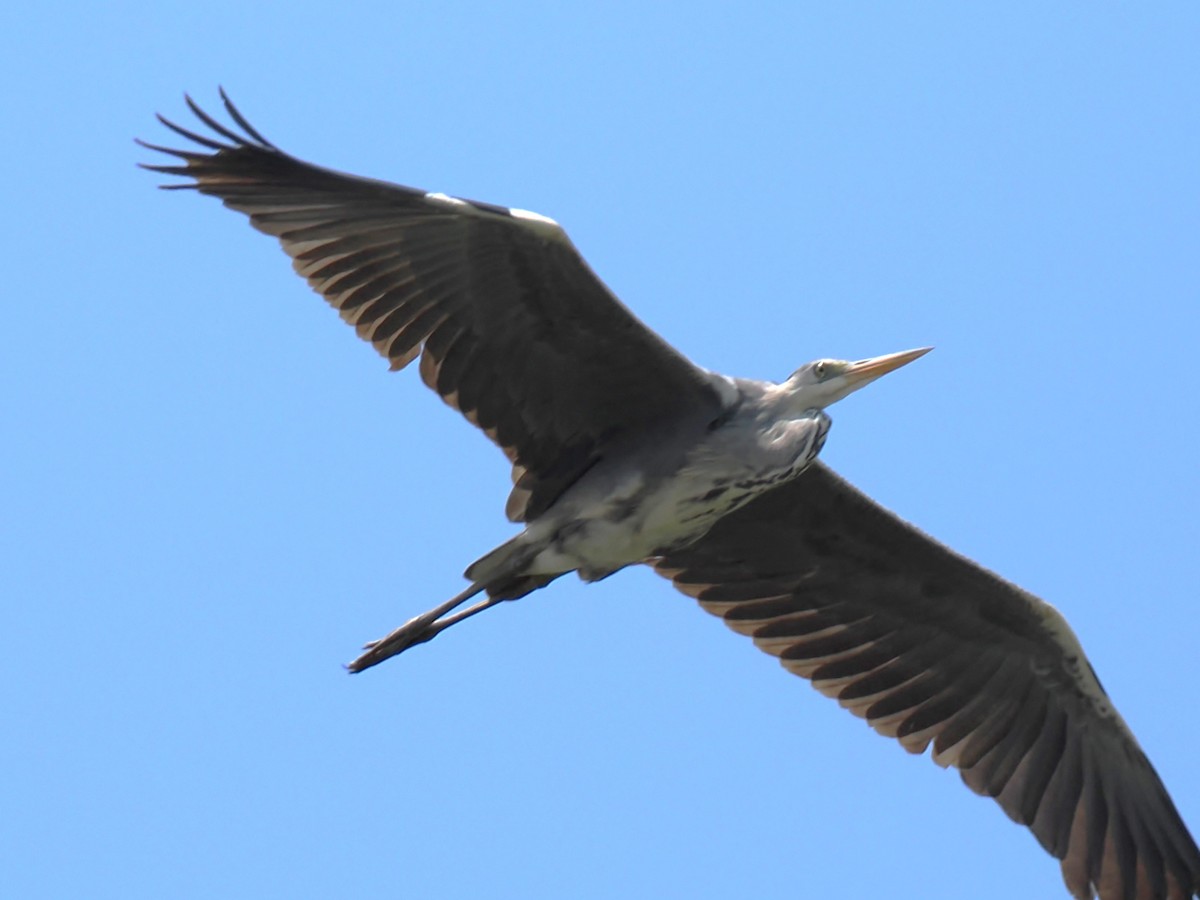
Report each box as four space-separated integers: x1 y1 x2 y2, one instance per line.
345 580 493 674
345 612 440 673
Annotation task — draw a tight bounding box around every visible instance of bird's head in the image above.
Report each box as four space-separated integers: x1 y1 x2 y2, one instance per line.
783 347 932 410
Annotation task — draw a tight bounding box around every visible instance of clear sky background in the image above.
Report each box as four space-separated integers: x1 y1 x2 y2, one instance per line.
5 4 1199 899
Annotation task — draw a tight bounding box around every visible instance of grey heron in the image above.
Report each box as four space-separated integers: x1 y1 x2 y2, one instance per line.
140 91 1200 900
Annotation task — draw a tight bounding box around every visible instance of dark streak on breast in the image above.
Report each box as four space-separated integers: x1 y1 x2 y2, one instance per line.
605 488 649 524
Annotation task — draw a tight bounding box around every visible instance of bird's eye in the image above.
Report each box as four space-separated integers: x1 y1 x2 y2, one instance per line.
814 362 827 379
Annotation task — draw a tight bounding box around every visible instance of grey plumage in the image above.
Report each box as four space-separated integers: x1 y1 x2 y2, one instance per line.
140 91 1200 900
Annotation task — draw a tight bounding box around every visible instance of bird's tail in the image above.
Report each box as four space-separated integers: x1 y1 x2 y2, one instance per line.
464 535 526 582
464 535 560 600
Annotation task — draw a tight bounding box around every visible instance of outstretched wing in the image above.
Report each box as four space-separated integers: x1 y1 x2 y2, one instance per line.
139 91 729 521
655 462 1200 900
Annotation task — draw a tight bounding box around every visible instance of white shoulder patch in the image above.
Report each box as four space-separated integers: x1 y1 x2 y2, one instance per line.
424 191 471 210
424 192 567 243
706 371 741 407
509 207 566 240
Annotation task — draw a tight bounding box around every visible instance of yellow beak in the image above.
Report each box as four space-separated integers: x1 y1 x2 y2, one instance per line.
845 347 933 387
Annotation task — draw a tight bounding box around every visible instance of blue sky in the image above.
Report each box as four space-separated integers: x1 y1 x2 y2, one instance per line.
5 3 1199 898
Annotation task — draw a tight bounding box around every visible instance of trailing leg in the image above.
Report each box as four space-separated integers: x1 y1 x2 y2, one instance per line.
346 581 488 673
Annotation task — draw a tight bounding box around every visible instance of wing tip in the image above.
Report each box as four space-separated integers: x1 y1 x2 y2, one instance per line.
137 88 279 185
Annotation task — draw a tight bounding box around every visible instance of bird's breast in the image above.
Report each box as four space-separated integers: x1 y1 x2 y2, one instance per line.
529 412 830 580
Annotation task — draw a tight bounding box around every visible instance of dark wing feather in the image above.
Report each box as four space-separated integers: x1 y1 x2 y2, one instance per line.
655 462 1200 900
139 91 728 521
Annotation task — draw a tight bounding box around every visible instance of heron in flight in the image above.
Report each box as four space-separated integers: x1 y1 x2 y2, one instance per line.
140 91 1199 900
